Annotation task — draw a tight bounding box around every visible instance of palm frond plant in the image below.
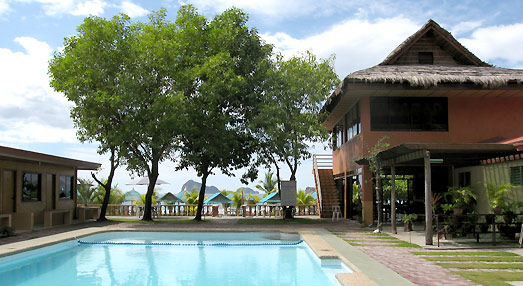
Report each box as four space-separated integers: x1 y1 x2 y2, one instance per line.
77 178 96 206
296 190 315 205
485 182 514 214
255 170 278 195
230 190 244 216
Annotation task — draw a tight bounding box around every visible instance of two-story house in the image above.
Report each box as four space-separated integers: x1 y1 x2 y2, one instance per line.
316 20 523 244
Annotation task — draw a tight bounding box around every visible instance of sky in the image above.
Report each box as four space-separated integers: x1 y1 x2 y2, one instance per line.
1 0 522 195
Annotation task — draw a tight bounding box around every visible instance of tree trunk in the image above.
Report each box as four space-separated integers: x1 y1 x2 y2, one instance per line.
142 158 159 221
273 160 281 194
92 149 118 222
376 171 383 232
195 171 209 221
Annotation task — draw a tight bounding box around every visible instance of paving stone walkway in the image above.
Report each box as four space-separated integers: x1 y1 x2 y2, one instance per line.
328 227 477 286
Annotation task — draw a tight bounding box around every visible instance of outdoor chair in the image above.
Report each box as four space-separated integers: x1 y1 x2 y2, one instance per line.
332 205 341 221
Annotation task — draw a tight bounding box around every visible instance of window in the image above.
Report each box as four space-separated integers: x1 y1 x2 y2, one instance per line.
344 101 361 142
458 172 471 187
419 52 434 64
22 173 41 201
510 166 523 186
59 175 74 199
370 96 448 131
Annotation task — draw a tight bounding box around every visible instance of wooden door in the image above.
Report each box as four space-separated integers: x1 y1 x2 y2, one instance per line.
46 174 56 210
2 170 16 213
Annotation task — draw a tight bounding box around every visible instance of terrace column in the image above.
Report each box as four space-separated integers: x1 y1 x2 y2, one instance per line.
424 150 433 245
391 165 397 234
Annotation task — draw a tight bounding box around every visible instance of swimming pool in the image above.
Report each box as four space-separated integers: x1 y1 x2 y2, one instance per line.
0 231 351 285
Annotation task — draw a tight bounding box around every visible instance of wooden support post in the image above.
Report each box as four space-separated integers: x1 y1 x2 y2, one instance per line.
376 162 383 232
424 150 433 245
391 165 397 234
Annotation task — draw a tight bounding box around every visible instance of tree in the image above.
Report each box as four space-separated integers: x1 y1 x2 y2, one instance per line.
255 170 277 195
49 15 130 221
175 7 272 221
363 136 390 232
254 51 340 185
77 178 97 205
296 190 315 205
230 189 245 216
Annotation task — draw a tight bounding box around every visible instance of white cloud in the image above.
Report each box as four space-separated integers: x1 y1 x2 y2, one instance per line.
459 23 523 68
189 0 351 19
0 0 10 16
31 0 76 16
0 37 75 144
70 0 106 16
451 20 483 36
262 16 420 77
121 1 148 18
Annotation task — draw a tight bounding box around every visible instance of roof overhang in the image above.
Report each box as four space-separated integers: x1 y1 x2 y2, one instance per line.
356 142 520 168
0 145 101 170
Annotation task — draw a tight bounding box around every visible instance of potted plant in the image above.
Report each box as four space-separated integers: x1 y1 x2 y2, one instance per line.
444 186 477 215
401 213 418 231
485 182 513 214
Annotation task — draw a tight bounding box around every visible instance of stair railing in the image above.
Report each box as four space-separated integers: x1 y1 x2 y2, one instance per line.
313 154 332 215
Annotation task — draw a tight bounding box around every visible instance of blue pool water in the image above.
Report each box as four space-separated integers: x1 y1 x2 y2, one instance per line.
0 231 351 285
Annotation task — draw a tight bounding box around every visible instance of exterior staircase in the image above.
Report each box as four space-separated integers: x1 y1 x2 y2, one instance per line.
313 154 340 218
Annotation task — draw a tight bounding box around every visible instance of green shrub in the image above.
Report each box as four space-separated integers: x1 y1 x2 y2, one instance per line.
0 226 15 238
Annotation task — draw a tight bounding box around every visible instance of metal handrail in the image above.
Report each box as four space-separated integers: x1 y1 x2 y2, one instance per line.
312 154 333 215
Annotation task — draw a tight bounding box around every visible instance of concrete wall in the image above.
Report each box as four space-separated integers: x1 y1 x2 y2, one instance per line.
455 159 523 214
0 160 77 229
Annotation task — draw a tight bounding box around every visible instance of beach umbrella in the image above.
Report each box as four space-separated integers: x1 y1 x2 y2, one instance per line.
126 177 169 185
204 193 233 204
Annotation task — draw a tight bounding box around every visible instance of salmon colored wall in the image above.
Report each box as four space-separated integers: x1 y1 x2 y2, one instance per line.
332 94 523 225
333 95 523 175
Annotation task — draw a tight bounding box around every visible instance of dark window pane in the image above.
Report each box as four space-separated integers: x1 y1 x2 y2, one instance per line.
22 173 41 201
419 52 434 64
59 175 74 199
370 96 448 131
510 167 523 186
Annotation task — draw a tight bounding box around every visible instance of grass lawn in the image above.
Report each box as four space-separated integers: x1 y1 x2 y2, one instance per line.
338 232 421 248
437 263 523 270
422 256 523 262
453 271 523 286
413 251 519 257
236 218 326 225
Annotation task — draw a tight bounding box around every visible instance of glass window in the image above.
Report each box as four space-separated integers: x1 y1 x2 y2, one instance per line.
510 166 523 186
458 172 471 187
23 173 41 201
370 96 448 131
419 52 434 64
59 175 74 199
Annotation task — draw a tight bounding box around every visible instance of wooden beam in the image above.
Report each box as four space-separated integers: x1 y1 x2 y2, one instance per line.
391 165 397 234
381 150 425 167
424 150 433 245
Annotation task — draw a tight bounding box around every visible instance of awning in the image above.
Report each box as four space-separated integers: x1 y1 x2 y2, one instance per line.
259 192 281 203
204 193 233 204
356 142 519 168
158 192 183 203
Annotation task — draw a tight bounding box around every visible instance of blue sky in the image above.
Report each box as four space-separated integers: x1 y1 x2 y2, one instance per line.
1 0 522 195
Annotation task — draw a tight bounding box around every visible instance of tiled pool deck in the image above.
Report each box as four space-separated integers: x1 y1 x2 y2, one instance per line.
1 217 522 285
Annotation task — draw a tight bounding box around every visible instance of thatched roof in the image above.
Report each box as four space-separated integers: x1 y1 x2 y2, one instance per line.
346 65 523 88
381 19 489 67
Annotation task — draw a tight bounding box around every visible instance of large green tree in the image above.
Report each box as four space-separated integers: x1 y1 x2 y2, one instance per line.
254 52 340 184
49 15 132 221
50 11 185 221
175 7 272 221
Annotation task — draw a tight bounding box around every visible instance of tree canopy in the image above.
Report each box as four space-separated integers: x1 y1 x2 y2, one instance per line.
49 5 338 221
